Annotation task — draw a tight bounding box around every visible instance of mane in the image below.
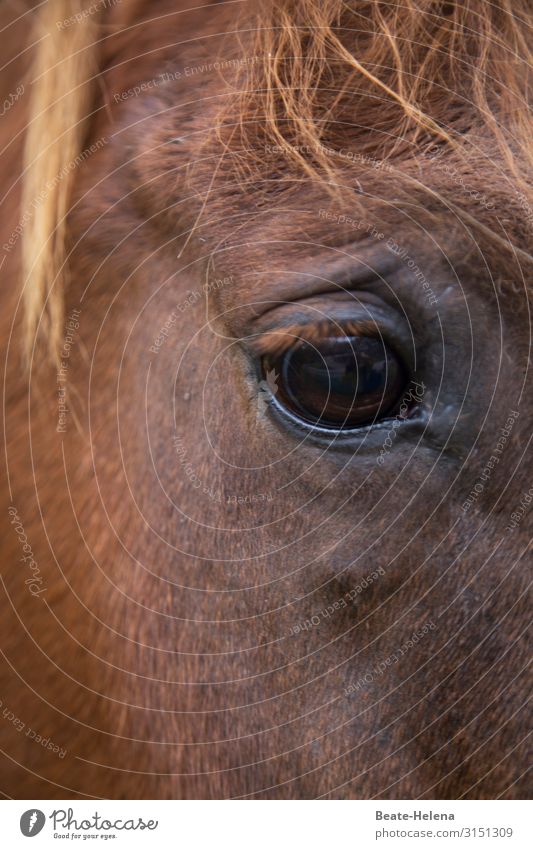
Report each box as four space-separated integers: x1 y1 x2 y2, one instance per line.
22 0 533 359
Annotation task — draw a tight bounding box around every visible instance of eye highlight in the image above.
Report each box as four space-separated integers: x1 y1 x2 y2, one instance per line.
260 323 407 431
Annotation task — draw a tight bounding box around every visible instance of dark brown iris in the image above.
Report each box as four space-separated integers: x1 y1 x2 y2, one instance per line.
263 334 406 429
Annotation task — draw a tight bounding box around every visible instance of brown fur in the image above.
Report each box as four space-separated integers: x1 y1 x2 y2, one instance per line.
0 0 531 799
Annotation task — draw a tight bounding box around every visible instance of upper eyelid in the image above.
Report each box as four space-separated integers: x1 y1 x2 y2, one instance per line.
249 318 381 358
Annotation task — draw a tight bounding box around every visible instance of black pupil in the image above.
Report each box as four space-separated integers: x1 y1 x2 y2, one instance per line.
268 335 405 429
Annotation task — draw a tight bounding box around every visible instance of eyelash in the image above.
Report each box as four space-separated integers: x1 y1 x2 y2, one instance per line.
251 318 380 358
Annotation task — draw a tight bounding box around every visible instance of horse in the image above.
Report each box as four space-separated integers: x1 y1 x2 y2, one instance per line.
0 0 531 799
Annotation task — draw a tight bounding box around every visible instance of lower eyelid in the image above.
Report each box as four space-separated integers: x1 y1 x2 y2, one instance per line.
246 295 417 373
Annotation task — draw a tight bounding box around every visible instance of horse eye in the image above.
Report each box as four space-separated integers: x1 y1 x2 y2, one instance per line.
262 334 407 430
